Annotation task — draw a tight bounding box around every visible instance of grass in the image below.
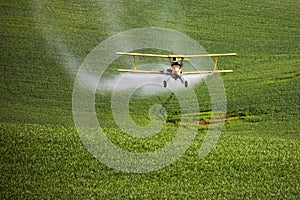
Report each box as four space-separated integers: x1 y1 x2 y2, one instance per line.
1 122 299 199
1 0 299 199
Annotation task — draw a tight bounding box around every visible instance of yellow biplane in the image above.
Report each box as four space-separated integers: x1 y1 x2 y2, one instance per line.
117 51 237 87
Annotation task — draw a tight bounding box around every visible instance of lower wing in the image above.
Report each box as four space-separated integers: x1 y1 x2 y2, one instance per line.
182 70 233 74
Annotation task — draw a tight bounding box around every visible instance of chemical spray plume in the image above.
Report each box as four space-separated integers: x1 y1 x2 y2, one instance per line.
95 64 208 95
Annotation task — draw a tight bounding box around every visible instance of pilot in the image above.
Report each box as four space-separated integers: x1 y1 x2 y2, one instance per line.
171 57 180 66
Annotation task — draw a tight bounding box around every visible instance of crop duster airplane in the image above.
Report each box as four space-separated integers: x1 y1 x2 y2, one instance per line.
117 51 237 87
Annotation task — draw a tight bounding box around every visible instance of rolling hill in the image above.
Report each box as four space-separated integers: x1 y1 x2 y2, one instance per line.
1 0 299 198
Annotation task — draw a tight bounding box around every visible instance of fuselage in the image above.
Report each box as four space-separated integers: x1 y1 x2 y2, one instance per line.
169 64 182 80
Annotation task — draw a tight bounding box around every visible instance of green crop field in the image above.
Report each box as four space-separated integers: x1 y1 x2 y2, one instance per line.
1 0 299 199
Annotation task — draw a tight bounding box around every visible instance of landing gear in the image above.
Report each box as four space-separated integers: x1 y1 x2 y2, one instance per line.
180 77 188 88
163 76 171 88
184 80 188 88
163 80 188 87
163 80 167 88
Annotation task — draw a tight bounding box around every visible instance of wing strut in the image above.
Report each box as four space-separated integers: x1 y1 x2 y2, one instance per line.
133 56 137 71
213 56 219 72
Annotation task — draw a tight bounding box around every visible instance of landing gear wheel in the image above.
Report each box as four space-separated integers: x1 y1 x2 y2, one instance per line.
184 80 188 87
163 80 167 88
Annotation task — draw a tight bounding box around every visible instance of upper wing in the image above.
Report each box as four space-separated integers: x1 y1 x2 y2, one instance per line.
116 52 170 58
118 69 233 75
182 70 233 75
117 52 236 75
117 69 168 74
116 52 237 58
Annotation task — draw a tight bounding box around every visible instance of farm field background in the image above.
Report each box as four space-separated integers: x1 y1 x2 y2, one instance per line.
1 0 299 199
